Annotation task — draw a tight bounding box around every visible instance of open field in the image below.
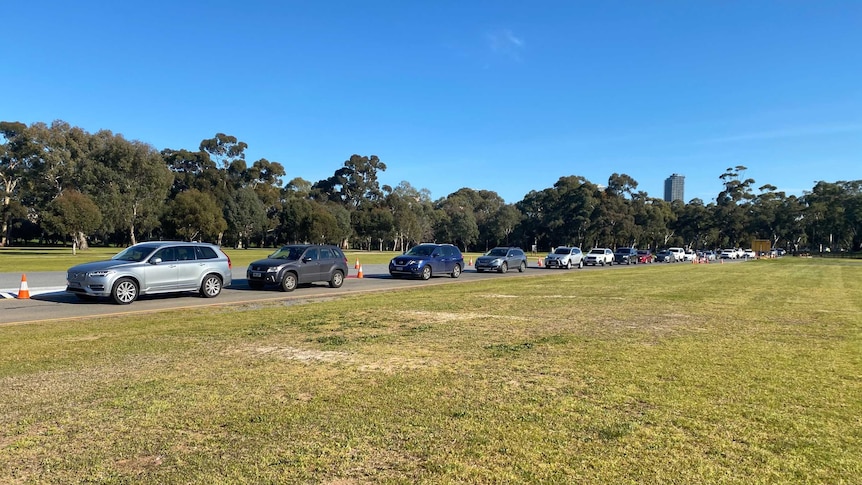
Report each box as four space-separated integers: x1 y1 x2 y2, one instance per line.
0 247 487 272
1 258 860 483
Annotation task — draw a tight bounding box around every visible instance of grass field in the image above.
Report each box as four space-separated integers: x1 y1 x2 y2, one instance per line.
1 257 860 483
0 246 486 272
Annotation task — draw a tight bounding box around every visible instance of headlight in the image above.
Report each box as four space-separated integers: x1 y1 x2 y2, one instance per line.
492 259 502 265
409 259 419 265
266 267 279 273
87 270 115 277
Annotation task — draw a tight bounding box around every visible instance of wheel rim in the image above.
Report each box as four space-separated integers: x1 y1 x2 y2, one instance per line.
501 262 507 273
115 281 136 303
283 274 297 290
422 266 431 279
453 265 461 277
333 272 343 287
204 276 221 296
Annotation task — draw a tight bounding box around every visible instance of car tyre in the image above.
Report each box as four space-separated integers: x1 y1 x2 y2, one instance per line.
111 277 138 305
499 262 507 273
451 264 461 278
329 270 344 288
421 266 432 280
280 272 298 292
518 261 526 272
565 260 572 269
200 274 222 298
578 260 584 269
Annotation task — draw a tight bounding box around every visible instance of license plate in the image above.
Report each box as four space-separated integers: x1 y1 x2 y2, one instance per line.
252 272 261 278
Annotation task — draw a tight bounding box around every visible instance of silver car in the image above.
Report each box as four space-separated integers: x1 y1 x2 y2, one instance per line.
66 241 233 304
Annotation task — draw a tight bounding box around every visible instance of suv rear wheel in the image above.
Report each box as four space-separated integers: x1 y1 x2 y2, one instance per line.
200 274 222 298
329 270 344 288
451 264 461 278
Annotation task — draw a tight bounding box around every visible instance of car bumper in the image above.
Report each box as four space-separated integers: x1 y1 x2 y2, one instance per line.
389 264 423 277
66 278 112 297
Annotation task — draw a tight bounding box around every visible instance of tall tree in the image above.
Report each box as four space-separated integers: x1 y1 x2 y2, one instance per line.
0 121 39 246
41 190 102 249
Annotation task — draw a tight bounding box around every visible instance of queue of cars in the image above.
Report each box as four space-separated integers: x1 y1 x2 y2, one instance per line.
66 240 759 304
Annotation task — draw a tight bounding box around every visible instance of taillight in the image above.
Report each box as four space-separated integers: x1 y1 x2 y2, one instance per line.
226 252 232 269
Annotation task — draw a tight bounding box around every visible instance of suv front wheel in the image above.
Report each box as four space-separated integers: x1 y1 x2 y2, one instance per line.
280 272 298 292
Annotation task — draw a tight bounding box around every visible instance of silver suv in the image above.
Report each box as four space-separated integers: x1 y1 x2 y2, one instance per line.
66 241 233 304
475 247 527 273
544 247 584 269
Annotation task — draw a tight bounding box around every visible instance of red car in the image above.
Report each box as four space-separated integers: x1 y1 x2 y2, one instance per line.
636 250 655 264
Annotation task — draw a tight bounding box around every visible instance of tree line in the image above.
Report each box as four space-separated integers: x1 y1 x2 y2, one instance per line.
2 120 861 253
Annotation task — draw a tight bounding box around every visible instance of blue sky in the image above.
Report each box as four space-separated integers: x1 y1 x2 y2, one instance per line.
3 1 861 203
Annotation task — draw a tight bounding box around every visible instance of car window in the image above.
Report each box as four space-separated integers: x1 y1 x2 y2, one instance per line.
554 248 570 255
271 246 303 260
488 248 507 256
195 246 218 259
154 247 177 262
304 248 319 261
320 247 333 260
113 245 157 262
176 246 196 261
406 245 434 257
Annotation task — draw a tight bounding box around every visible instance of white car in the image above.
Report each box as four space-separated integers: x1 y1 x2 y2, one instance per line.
668 247 686 262
683 249 697 261
743 249 757 259
720 249 737 259
584 248 614 266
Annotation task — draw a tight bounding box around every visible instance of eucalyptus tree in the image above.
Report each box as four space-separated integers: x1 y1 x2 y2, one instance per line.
224 186 267 248
41 189 102 249
715 166 755 247
0 121 40 246
313 154 387 209
749 185 805 250
803 181 859 251
385 181 433 251
434 191 479 251
86 131 173 245
166 189 227 243
675 198 713 249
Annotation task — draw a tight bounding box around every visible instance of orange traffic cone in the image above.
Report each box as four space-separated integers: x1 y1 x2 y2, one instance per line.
537 257 543 267
468 258 473 266
17 274 30 299
357 264 364 279
354 258 360 269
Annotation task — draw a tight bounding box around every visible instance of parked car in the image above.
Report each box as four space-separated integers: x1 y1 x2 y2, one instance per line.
389 243 464 280
66 241 232 304
701 250 717 261
636 249 655 264
585 248 614 266
683 249 697 261
743 249 757 259
719 249 737 259
247 244 348 292
668 247 686 262
544 247 584 269
655 250 676 262
475 247 527 273
613 247 639 265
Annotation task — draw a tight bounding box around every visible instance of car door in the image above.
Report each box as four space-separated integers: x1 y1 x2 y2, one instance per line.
146 246 179 291
174 245 201 290
318 247 337 281
299 247 321 283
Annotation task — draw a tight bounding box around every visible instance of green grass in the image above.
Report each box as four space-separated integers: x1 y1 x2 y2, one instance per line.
1 258 861 483
0 246 488 271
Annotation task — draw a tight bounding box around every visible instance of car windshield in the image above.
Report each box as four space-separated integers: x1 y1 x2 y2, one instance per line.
553 248 571 254
638 250 649 255
112 245 157 262
486 248 508 257
616 248 632 253
405 245 435 257
589 249 604 254
269 246 305 260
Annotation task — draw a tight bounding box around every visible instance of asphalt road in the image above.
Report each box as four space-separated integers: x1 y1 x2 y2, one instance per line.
0 259 724 325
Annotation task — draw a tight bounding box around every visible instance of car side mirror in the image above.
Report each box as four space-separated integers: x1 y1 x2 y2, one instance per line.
150 257 162 265
302 257 312 263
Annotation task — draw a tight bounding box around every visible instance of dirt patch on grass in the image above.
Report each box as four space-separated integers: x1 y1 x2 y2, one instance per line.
247 345 354 364
114 454 164 475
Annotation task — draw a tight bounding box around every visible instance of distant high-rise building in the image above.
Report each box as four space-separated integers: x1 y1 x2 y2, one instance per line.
664 174 685 202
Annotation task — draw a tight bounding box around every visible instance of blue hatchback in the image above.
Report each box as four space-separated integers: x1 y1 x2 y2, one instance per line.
389 243 464 280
